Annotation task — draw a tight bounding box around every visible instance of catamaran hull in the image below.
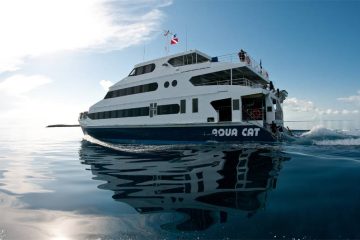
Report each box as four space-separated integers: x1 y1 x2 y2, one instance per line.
81 124 276 144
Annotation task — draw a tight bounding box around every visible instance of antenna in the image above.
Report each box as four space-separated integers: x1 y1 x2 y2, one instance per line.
185 27 188 51
143 44 146 61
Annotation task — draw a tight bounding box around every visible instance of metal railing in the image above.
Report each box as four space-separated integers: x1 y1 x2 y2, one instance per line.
216 52 270 80
194 77 263 88
243 108 264 121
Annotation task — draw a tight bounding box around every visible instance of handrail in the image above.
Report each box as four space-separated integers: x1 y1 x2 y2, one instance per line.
194 77 264 88
216 52 270 81
243 107 263 121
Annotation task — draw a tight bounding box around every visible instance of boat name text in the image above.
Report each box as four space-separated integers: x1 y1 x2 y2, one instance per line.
211 128 260 137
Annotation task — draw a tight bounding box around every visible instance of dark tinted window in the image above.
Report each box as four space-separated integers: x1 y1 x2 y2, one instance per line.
192 98 198 113
164 81 169 88
157 104 180 115
233 99 240 110
105 82 158 99
88 107 149 120
190 70 231 86
148 83 158 91
129 63 155 76
168 53 209 67
180 100 186 113
172 80 177 87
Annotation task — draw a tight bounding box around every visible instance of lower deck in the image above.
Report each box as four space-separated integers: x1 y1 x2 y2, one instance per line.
81 90 284 129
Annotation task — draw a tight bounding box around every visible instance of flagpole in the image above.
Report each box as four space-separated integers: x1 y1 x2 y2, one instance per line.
163 30 178 56
164 33 167 56
166 34 169 55
163 30 171 56
168 34 170 55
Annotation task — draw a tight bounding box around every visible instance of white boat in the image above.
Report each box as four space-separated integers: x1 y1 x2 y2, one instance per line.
79 49 288 143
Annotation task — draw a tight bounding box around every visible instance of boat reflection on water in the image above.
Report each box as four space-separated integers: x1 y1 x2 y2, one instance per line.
79 141 290 232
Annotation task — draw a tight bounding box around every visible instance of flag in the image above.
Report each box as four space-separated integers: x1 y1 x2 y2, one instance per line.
163 30 170 36
170 34 179 45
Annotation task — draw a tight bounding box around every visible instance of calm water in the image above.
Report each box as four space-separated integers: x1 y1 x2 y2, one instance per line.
0 126 360 239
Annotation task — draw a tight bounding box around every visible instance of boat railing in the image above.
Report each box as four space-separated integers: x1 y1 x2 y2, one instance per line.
215 52 270 80
196 77 263 88
243 108 264 121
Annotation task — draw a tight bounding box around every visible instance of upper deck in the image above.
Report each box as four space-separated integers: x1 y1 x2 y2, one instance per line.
111 49 270 90
215 51 270 82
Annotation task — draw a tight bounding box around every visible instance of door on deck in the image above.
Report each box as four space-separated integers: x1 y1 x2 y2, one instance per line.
211 98 232 122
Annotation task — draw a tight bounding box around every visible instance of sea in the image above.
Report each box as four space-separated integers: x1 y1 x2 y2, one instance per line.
0 124 359 240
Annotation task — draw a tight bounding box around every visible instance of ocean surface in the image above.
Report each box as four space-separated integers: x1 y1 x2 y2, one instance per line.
0 126 360 240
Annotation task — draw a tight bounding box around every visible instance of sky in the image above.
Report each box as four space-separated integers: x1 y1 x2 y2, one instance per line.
0 0 359 129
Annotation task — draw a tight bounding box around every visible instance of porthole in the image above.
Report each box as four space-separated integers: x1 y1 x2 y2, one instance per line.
172 80 177 87
164 81 169 88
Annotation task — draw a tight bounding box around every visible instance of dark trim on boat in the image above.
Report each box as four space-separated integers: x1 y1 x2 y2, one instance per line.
82 123 275 144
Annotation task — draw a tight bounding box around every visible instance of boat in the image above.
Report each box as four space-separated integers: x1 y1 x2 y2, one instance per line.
79 49 288 144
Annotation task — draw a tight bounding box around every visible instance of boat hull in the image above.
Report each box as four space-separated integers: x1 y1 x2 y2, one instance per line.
81 123 276 144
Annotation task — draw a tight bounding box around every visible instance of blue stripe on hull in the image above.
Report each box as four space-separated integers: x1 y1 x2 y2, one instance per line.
82 124 276 144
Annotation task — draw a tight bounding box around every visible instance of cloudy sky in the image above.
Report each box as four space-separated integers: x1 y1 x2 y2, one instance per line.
0 0 359 129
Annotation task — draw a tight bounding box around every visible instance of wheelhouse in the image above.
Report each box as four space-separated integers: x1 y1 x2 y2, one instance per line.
168 52 210 67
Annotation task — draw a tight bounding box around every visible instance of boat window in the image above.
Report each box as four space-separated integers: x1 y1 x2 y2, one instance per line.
172 80 177 87
192 98 198 113
129 69 136 76
104 82 158 99
168 53 209 67
157 104 180 115
233 99 240 110
164 81 169 88
180 100 186 113
190 67 263 87
190 70 231 86
88 107 150 120
207 117 215 122
272 98 277 111
129 63 155 76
